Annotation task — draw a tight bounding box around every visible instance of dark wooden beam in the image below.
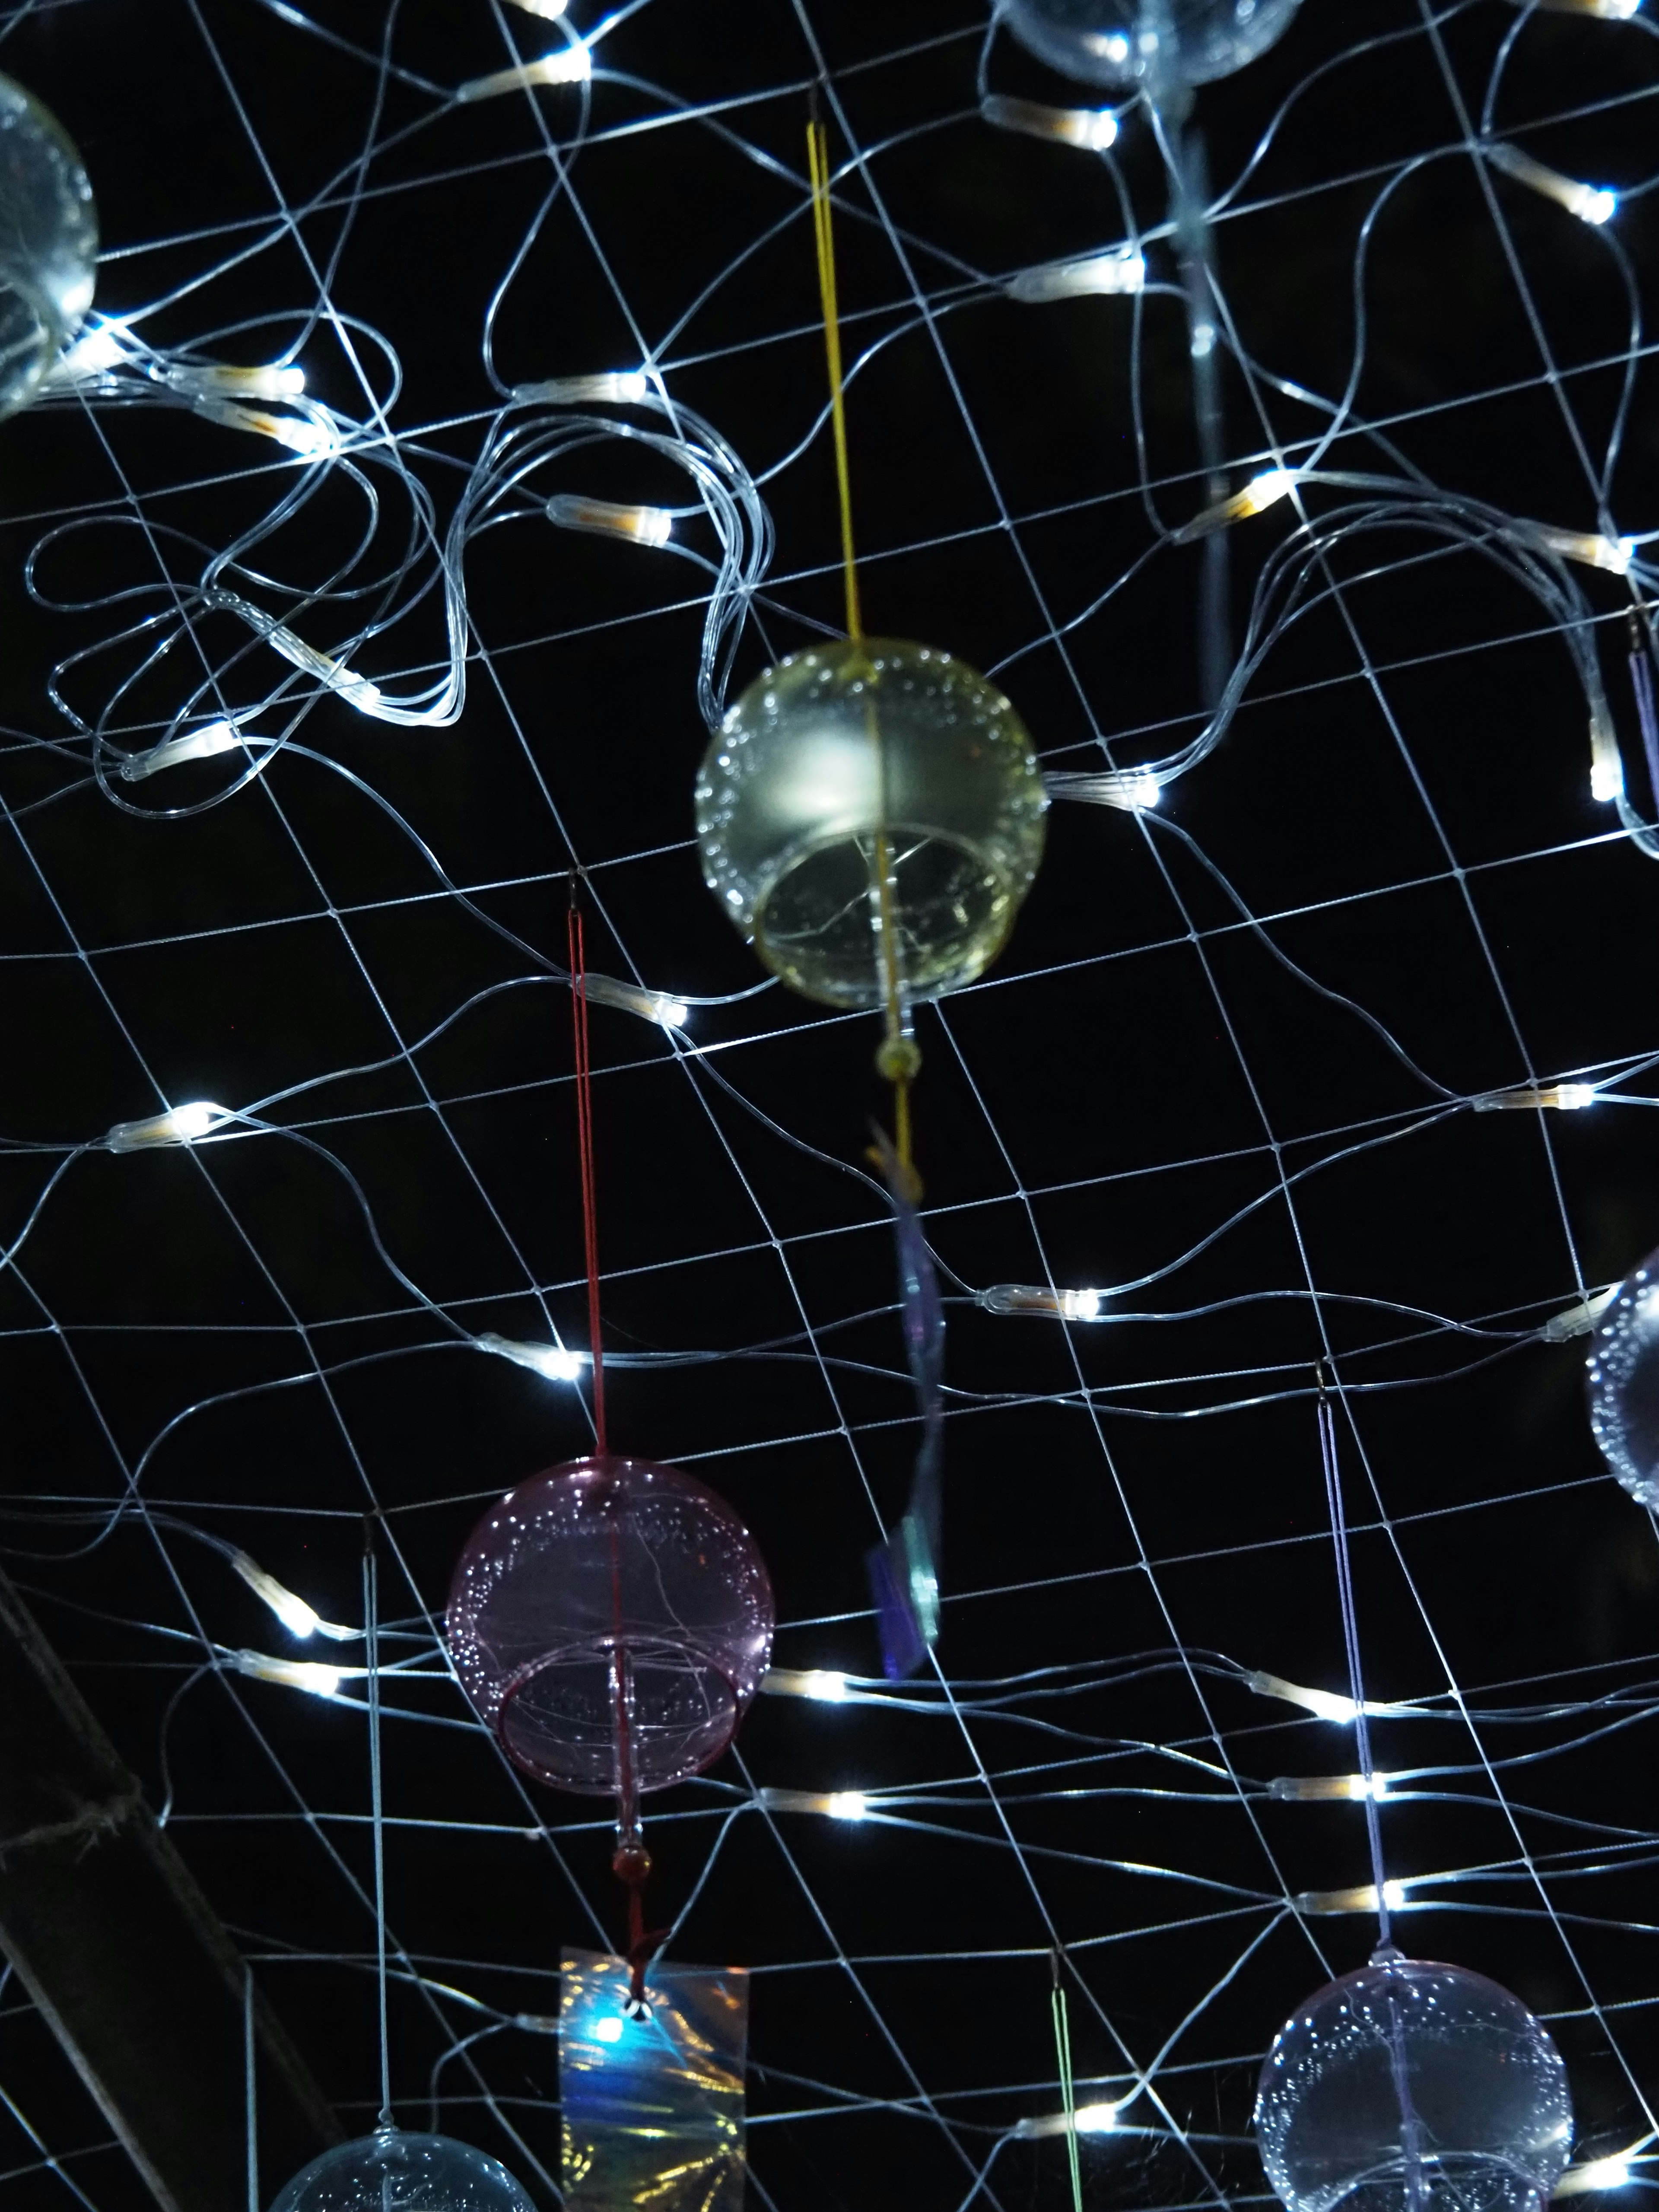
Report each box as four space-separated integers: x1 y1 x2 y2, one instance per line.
0 1560 341 2212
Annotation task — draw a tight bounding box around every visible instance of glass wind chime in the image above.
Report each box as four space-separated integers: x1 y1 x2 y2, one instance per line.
444 893 772 2212
998 0 1302 92
0 68 97 418
448 886 775 2000
270 1541 544 2212
695 109 1047 1675
1255 1385 1574 2212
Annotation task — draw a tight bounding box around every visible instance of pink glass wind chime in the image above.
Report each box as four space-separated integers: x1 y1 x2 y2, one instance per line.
448 883 775 2009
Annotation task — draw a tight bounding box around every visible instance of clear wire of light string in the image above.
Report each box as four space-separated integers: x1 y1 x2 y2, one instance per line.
984 0 1244 712
1044 478 1653 831
29 323 771 805
969 4 1655 845
1315 1380 1394 1958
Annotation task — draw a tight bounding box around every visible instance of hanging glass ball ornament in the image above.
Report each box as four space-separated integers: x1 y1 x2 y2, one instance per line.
695 638 1047 1010
1255 1954 1573 2212
271 2129 537 2212
448 1456 775 1794
1587 1244 1659 1507
0 73 96 418
999 0 1302 90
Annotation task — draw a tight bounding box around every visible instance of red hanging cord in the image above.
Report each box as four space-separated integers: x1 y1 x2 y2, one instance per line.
567 882 607 1457
568 882 662 1993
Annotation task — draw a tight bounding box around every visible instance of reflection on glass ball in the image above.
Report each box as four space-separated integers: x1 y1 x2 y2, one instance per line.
695 639 1047 1010
1255 1955 1573 2212
271 2129 537 2212
447 1456 775 1793
1000 0 1302 89
0 73 96 419
1587 1246 1659 1507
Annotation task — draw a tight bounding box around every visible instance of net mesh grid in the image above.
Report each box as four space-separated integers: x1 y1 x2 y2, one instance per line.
2 2 1659 2210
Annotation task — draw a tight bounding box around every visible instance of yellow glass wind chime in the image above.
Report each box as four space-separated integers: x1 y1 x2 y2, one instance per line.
695 108 1049 1673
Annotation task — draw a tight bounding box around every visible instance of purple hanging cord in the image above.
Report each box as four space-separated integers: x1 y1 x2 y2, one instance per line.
1627 611 1659 814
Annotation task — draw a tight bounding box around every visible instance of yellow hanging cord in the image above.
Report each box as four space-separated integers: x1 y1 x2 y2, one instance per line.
807 108 917 1179
807 115 862 645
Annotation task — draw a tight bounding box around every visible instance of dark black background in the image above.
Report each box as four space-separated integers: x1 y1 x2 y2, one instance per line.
3 3 1659 2210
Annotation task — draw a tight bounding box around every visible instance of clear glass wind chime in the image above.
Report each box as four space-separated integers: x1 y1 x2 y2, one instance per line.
1254 1380 1573 2212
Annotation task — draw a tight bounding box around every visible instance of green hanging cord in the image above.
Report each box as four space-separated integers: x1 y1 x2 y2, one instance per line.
1051 1949 1084 2212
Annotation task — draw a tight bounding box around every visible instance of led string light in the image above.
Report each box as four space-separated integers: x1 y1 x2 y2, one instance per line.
978 1284 1105 1320
230 1554 358 1643
475 1333 588 1383
98 951 689 1190
1247 1671 1414 1724
1268 1773 1395 1803
40 353 1646 851
757 1789 871 1821
41 318 327 451
455 45 592 99
1504 0 1642 16
1043 767 1161 811
104 1101 239 1150
1045 473 1646 823
578 976 690 1027
14 51 1651 861
1013 2102 1120 2140
1485 140 1620 227
226 1651 356 1700
760 1669 855 1701
1557 2150 1655 2196
1516 523 1635 574
1542 1287 1620 1342
82 1073 1644 1437
980 94 1121 152
545 493 674 548
38 346 771 789
1172 467 1303 542
1004 246 1147 302
1474 1082 1599 1112
513 371 648 406
1296 1880 1411 1916
118 721 263 782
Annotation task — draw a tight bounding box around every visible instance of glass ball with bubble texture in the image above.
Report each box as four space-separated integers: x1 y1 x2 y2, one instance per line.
695 639 1047 1010
447 1457 775 1794
270 2129 536 2212
0 74 96 419
1000 0 1302 89
1255 1955 1573 2212
1586 1244 1659 1507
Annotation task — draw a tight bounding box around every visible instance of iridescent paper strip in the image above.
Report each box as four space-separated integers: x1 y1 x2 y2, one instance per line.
561 1948 748 2212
